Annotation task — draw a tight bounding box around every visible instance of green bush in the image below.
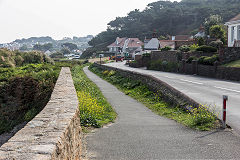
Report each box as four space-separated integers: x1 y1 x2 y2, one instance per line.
198 54 219 66
0 49 54 68
161 46 172 51
179 45 190 52
196 45 217 53
0 64 60 134
142 53 151 57
186 56 197 63
189 44 199 51
209 41 223 48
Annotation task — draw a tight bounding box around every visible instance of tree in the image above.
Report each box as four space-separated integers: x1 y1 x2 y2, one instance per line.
19 45 28 51
87 0 240 57
204 15 223 36
60 48 71 55
61 43 78 51
33 43 53 52
210 25 225 39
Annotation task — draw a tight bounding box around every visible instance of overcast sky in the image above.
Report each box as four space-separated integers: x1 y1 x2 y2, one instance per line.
0 0 180 43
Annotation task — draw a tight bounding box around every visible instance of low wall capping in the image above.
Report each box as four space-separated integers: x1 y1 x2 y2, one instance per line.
0 67 82 160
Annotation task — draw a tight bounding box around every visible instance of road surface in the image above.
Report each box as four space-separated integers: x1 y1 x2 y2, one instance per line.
84 66 240 160
105 62 240 134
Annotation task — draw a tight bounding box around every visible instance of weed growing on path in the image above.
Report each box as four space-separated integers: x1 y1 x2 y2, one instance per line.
89 65 219 131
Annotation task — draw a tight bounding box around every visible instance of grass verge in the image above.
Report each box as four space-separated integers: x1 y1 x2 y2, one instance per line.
89 64 220 131
71 64 116 129
222 60 240 68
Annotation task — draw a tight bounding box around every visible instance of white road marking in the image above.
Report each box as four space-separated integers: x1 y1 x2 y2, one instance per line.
180 79 203 85
164 76 174 79
214 86 240 93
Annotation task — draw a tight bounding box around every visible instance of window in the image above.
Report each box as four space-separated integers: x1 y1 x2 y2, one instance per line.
231 26 235 42
238 25 240 40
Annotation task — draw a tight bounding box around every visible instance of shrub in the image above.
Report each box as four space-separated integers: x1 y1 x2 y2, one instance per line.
142 53 151 57
198 55 219 65
189 44 199 51
196 45 217 53
209 41 223 48
198 56 208 64
179 45 190 52
186 56 197 63
161 46 172 51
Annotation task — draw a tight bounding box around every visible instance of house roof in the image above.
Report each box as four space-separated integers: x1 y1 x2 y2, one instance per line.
107 37 127 48
144 38 160 50
229 13 240 22
127 38 143 48
159 40 175 48
108 37 143 48
175 35 191 40
225 14 240 25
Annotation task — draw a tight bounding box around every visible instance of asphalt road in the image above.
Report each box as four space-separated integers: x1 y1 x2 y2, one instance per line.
84 66 240 160
105 61 240 134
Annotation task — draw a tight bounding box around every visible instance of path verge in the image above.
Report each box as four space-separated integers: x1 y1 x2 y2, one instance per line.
84 66 240 160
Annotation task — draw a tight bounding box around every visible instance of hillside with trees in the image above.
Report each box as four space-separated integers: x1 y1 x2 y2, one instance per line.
82 0 240 58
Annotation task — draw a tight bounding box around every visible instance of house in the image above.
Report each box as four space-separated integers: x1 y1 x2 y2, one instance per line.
194 25 205 38
225 14 240 47
159 40 175 49
107 37 143 57
144 38 160 50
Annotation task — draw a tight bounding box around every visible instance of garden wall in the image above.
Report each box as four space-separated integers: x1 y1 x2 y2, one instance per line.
0 67 82 160
181 60 240 81
219 47 240 64
151 51 179 63
93 63 200 110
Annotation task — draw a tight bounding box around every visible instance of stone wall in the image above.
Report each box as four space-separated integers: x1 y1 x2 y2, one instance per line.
151 51 180 63
93 63 200 110
0 67 82 160
181 60 240 81
219 47 240 64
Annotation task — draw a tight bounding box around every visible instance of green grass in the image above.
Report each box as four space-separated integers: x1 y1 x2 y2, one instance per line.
71 64 116 129
222 60 240 68
89 65 219 131
0 63 60 134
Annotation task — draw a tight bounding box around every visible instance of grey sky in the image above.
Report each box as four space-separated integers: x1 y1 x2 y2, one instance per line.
0 0 180 43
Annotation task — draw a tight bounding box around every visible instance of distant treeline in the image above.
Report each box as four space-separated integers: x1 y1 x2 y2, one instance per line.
82 0 240 58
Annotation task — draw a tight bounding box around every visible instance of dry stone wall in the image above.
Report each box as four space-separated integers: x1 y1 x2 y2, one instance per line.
0 67 82 160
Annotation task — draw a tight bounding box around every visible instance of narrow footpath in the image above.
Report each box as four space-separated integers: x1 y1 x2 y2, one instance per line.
84 67 240 160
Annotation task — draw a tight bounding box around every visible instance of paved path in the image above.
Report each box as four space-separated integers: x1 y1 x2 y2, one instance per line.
105 62 240 134
84 66 240 160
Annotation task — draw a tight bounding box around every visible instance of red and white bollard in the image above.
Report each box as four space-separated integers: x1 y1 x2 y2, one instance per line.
222 95 228 129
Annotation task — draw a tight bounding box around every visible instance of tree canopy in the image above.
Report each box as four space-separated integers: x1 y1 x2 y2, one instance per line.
82 0 240 58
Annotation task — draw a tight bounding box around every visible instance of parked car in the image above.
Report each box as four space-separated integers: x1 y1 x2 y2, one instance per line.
116 56 124 62
73 55 80 59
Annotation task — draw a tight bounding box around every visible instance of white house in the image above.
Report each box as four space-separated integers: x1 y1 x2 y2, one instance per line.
225 14 240 47
107 37 143 57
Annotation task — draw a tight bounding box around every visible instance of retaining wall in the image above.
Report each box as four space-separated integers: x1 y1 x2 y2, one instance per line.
151 51 179 63
93 63 200 110
181 60 240 81
0 67 82 160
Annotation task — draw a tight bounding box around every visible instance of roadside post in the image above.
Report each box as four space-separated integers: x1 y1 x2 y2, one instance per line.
222 95 228 129
99 54 104 65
